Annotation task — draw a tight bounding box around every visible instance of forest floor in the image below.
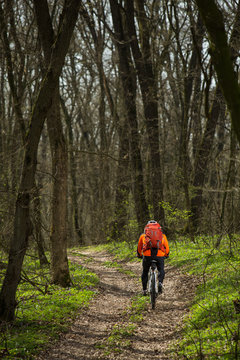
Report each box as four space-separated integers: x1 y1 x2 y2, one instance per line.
35 248 199 360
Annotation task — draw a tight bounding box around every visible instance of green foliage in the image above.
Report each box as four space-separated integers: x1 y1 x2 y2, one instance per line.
160 201 191 230
125 219 139 238
104 241 137 262
169 235 240 359
72 242 138 263
128 294 149 322
106 217 140 244
3 235 239 359
106 323 136 352
0 254 99 359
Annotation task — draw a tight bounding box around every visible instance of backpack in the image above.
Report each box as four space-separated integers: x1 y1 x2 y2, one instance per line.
143 221 164 252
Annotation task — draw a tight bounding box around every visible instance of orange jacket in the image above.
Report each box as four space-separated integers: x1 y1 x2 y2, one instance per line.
137 232 169 257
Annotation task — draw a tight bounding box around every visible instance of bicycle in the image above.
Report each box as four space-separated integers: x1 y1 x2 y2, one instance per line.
148 260 159 310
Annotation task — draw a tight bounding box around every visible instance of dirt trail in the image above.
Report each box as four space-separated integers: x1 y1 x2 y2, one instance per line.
36 250 198 360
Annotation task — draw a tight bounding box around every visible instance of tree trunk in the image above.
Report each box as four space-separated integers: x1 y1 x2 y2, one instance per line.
33 183 49 266
0 0 81 322
103 75 131 239
195 0 240 144
179 13 204 214
126 0 164 223
97 57 110 237
0 2 25 142
47 86 70 286
34 0 71 286
217 128 237 247
190 86 225 233
109 0 149 230
190 0 240 233
60 96 83 244
80 4 131 238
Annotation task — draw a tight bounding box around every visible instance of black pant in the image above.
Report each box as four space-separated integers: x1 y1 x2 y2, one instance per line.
141 252 165 291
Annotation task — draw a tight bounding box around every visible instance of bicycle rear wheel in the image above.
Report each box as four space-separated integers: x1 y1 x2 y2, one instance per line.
150 272 156 309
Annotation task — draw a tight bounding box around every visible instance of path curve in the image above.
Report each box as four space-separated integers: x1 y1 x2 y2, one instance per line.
35 249 198 359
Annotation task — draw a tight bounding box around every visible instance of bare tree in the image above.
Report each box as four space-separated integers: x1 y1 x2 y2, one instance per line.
109 0 149 229
34 0 71 286
126 0 165 223
0 0 81 322
190 0 240 233
195 0 240 143
0 0 48 262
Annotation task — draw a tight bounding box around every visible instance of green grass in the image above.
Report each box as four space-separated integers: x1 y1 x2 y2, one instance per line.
69 241 138 263
2 235 238 359
104 323 136 353
0 254 99 359
128 294 149 322
103 241 137 262
169 235 240 359
103 236 240 358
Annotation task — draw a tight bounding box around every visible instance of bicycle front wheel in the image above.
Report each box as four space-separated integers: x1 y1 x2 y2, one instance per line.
150 272 156 310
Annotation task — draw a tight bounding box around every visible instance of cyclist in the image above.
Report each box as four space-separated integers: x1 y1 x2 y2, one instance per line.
137 220 169 296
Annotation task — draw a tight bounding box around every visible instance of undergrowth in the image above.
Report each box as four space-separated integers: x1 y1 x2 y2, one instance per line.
102 241 137 262
93 236 240 358
1 234 239 359
169 235 240 359
0 254 99 359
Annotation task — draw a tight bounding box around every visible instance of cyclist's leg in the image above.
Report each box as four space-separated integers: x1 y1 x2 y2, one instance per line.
142 256 151 291
156 256 165 290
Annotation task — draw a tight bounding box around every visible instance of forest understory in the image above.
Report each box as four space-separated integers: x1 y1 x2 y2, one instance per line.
35 249 198 360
